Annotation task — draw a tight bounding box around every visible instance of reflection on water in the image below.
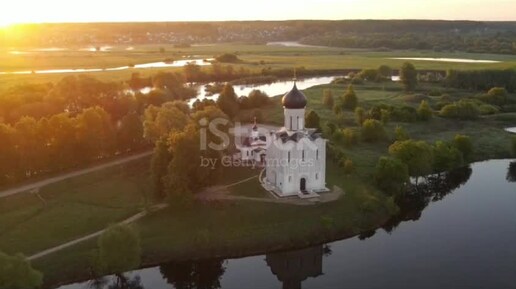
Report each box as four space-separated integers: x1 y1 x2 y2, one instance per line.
53 159 516 289
266 246 324 289
505 127 516 134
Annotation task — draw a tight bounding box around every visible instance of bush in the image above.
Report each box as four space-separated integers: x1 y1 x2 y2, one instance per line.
381 109 391 124
355 107 366 125
342 128 359 147
479 104 499 115
0 251 43 289
388 139 434 178
439 100 480 120
417 100 433 121
478 87 508 105
453 134 474 161
374 156 409 196
391 106 418 122
361 119 385 142
305 110 321 130
322 89 334 109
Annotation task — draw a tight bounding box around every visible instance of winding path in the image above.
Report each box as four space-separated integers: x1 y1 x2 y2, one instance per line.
0 151 152 199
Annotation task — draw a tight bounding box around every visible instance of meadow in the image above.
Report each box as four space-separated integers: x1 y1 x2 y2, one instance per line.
2 43 516 88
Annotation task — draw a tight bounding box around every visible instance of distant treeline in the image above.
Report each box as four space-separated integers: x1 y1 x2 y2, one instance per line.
2 20 515 54
445 69 516 92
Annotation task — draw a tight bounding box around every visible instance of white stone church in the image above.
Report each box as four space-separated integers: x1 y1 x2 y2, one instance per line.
264 83 328 197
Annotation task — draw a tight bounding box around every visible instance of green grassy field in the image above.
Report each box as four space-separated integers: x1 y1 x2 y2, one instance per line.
0 156 151 255
2 43 516 88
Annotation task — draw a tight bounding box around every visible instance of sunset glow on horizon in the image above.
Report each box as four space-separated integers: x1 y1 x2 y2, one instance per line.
0 0 514 26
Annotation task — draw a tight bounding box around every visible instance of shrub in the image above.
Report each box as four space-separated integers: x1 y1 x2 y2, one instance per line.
215 53 241 63
97 224 141 274
381 109 391 124
388 139 434 178
322 89 334 109
355 107 366 125
342 128 359 147
305 110 321 130
479 104 499 115
361 119 385 142
0 251 43 289
417 100 433 121
453 134 474 161
391 106 418 122
439 100 480 120
478 87 508 105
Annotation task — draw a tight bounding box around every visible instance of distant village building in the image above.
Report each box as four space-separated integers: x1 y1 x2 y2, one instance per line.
264 83 328 197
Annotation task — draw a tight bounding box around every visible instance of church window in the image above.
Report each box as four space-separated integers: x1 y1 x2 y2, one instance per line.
302 150 305 161
288 176 292 182
316 173 318 180
288 151 290 163
316 149 319 160
290 116 293 130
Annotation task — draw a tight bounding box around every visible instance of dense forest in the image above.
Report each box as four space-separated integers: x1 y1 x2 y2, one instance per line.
1 20 515 54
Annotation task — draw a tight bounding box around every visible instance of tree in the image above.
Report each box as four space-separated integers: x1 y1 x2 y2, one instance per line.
453 134 473 161
342 159 355 174
342 128 359 147
97 224 141 274
361 119 385 142
342 84 358 110
353 107 365 126
417 100 433 121
0 251 43 289
378 65 393 80
389 140 434 180
143 102 190 142
432 141 464 173
216 83 239 119
305 110 321 130
151 138 173 201
400 62 417 91
374 156 409 196
117 112 144 152
322 89 334 109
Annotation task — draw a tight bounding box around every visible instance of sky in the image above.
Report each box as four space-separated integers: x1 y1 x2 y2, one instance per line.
0 0 514 26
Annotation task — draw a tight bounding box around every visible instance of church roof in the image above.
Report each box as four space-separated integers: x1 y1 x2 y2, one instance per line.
282 83 307 109
275 130 322 143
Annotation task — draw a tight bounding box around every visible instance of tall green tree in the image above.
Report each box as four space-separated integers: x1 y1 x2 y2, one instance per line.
400 62 418 92
151 138 173 201
342 84 358 110
0 251 43 289
143 102 190 143
305 110 321 130
432 141 464 173
374 156 409 196
354 107 366 126
216 83 239 119
389 139 434 181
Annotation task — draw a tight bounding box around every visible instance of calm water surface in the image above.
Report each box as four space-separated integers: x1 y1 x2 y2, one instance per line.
55 159 516 289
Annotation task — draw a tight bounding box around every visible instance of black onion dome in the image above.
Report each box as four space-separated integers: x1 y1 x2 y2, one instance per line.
282 83 307 109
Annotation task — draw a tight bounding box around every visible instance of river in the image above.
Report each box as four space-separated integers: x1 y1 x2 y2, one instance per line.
54 159 516 289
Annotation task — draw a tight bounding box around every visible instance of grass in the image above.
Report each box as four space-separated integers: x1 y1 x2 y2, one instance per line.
33 162 393 287
2 43 516 88
0 156 151 255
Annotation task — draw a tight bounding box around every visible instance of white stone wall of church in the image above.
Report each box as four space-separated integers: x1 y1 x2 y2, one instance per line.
266 138 326 196
284 109 305 131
